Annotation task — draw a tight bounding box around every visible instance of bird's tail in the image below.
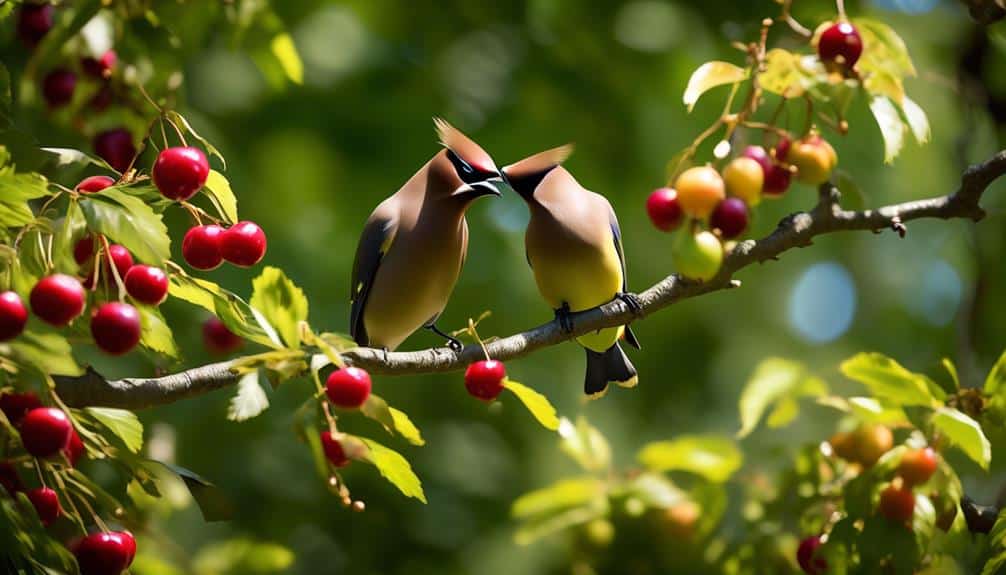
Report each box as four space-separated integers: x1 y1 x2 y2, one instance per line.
584 342 638 399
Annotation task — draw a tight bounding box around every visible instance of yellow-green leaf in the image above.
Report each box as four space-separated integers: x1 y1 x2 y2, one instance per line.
984 348 1006 395
80 189 171 264
637 435 742 482
227 372 270 422
389 407 424 446
682 61 747 112
558 416 611 472
840 352 939 406
737 358 827 438
931 407 991 470
361 438 426 503
900 95 930 144
869 96 906 164
6 328 82 376
138 306 179 359
760 49 820 98
86 407 143 453
359 394 424 446
204 170 238 224
250 266 308 348
504 379 559 430
270 33 303 85
511 477 606 519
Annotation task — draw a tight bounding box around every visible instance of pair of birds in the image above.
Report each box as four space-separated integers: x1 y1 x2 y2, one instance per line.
349 119 641 398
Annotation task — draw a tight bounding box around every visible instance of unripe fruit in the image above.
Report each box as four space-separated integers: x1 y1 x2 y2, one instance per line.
182 225 224 270
796 535 827 575
326 367 372 409
64 428 84 467
828 431 857 461
879 484 915 523
818 22 863 68
26 487 61 526
16 3 53 47
72 531 135 575
202 317 242 354
93 129 136 173
672 230 722 282
898 447 938 487
0 461 21 495
19 408 72 457
663 500 700 540
76 175 115 194
153 147 210 201
646 188 683 232
464 360 506 401
42 68 76 108
81 51 117 79
723 157 764 206
789 136 838 185
674 166 725 219
90 303 141 355
0 391 41 426
30 274 85 326
124 265 169 305
742 145 791 196
853 424 893 467
320 431 350 467
710 198 749 239
220 221 267 267
0 291 28 341
583 518 615 547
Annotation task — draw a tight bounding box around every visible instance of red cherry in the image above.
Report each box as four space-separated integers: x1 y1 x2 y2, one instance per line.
879 484 915 523
30 274 85 326
710 197 749 239
796 535 827 575
64 428 84 467
105 245 133 280
0 461 21 495
898 447 938 487
26 487 61 526
42 68 76 108
90 303 141 355
72 531 135 575
81 50 117 79
818 22 863 68
0 291 28 341
89 84 113 112
326 367 372 409
646 188 683 232
124 265 168 305
182 225 224 270
202 317 242 354
464 360 506 401
152 147 209 201
74 235 96 266
76 175 115 194
220 221 267 267
93 128 136 173
19 408 72 458
320 431 351 467
17 3 53 47
775 137 792 162
742 145 790 196
0 391 41 426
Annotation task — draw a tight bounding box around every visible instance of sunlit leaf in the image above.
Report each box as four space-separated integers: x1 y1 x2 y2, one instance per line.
6 328 82 376
227 372 270 422
900 96 930 144
760 49 820 98
270 33 303 85
193 539 294 574
360 438 426 503
558 417 611 472
359 394 424 446
390 407 424 446
40 147 115 172
931 407 991 470
504 379 559 430
203 170 238 224
166 111 226 170
869 96 906 164
250 266 308 348
80 188 171 264
682 61 747 112
984 348 1006 396
85 407 143 453
637 435 742 483
840 352 939 407
169 274 282 349
622 472 687 510
514 503 607 546
853 18 916 78
511 476 606 519
138 306 179 359
737 357 826 438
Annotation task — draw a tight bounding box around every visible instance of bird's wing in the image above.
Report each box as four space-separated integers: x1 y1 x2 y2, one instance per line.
609 205 641 350
350 214 398 346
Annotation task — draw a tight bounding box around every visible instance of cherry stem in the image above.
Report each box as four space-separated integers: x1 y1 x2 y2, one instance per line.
159 118 170 150
467 319 490 361
164 115 188 147
836 0 847 20
51 471 87 532
779 0 813 38
98 235 128 303
33 458 46 488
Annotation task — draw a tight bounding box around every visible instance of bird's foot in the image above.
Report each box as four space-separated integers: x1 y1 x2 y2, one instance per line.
554 303 574 334
426 324 464 353
616 292 643 318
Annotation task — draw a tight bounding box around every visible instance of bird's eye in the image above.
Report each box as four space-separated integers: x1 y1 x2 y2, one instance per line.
447 149 493 184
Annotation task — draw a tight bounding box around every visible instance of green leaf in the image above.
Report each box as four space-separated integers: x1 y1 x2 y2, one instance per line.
736 357 827 438
760 49 820 98
85 407 143 453
227 372 270 422
169 275 283 349
511 477 606 519
270 33 303 85
52 200 86 274
138 306 179 359
637 435 742 482
514 502 607 546
5 329 82 376
942 358 961 393
360 394 425 446
622 472 687 510
504 379 559 430
40 147 116 173
682 61 747 112
156 461 234 522
168 274 218 311
900 96 930 144
166 111 226 170
80 189 171 264
204 170 238 224
846 396 909 425
389 407 424 447
982 549 1006 575
840 352 940 407
360 438 426 503
852 18 916 78
250 266 308 348
869 96 907 164
0 170 49 203
558 417 611 472
985 349 1006 395
931 407 991 470
193 539 294 574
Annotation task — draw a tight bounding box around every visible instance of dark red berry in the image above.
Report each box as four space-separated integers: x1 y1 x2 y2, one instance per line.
879 484 915 523
105 245 133 280
710 197 749 239
30 274 85 326
646 188 683 232
220 221 267 267
898 447 938 487
464 360 506 401
0 461 21 495
89 84 113 112
182 225 224 270
90 303 141 355
0 291 28 341
42 68 76 108
0 391 41 426
320 431 350 467
76 175 115 194
26 487 61 526
74 235 96 266
326 367 372 409
93 129 136 173
775 137 792 162
796 535 827 575
64 428 84 467
202 317 242 354
16 4 53 48
124 265 168 306
81 51 117 79
818 22 863 68
19 408 72 457
72 531 135 575
742 145 790 196
153 147 209 201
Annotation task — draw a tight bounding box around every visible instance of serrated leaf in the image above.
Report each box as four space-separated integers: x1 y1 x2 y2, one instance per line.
227 372 269 422
40 147 115 172
682 61 747 112
5 328 82 376
637 435 742 482
166 111 225 170
270 33 303 85
204 170 238 224
389 407 424 446
138 306 179 359
931 407 991 469
168 274 218 311
559 417 611 472
760 49 816 98
853 18 916 78
869 96 907 164
156 461 233 522
985 349 1006 396
360 394 424 446
511 477 606 519
840 352 939 407
360 438 426 502
900 96 930 144
169 275 282 348
737 358 826 438
504 379 559 430
250 266 308 348
80 189 170 264
85 407 143 453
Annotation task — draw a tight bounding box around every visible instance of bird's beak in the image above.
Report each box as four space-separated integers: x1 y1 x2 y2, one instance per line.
453 176 503 200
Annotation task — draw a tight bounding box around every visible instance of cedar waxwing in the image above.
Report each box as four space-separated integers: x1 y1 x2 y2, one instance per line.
350 119 502 351
503 146 641 398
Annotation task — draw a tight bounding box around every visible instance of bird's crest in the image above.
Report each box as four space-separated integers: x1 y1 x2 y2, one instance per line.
502 144 574 179
433 117 496 174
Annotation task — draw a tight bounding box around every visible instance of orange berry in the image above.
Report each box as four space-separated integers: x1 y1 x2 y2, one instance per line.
674 166 725 219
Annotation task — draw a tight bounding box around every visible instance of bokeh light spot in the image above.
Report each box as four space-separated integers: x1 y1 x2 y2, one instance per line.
788 262 857 343
905 260 962 326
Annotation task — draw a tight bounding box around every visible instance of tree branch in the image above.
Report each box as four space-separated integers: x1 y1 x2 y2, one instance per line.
57 150 1006 409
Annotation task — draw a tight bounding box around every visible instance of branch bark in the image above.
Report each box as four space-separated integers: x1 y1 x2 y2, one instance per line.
56 150 1006 409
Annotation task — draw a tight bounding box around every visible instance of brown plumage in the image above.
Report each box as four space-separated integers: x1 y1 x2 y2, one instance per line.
350 119 501 351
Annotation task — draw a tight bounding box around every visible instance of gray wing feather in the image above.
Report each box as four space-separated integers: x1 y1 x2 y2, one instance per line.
350 216 396 346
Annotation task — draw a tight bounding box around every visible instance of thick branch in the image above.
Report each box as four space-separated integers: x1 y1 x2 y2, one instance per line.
57 151 1006 408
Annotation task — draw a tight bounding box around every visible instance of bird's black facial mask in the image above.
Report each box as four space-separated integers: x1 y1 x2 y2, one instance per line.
502 165 556 201
447 149 499 185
